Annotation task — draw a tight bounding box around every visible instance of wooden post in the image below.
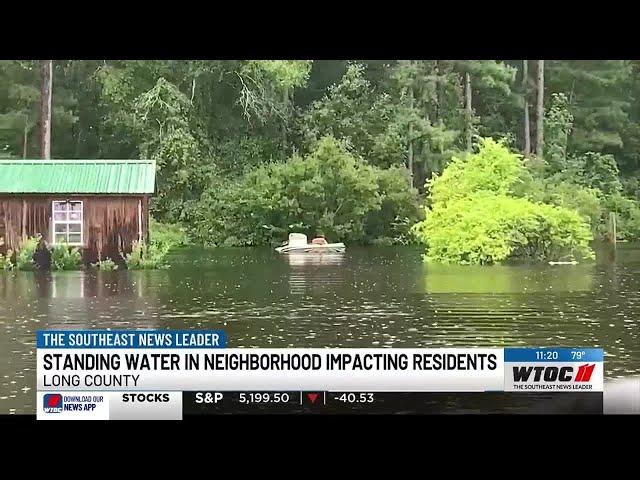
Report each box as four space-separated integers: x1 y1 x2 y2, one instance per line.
138 199 143 245
22 199 27 240
609 212 617 247
144 195 151 245
40 60 53 160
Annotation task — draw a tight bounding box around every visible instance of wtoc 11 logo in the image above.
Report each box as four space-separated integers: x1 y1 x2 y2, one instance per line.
43 393 63 413
504 348 604 392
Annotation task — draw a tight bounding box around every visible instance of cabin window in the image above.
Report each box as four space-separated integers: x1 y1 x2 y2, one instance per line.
52 201 83 245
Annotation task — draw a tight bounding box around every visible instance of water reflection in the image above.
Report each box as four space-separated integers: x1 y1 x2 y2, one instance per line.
424 264 596 294
284 253 345 267
1 244 640 413
285 253 346 295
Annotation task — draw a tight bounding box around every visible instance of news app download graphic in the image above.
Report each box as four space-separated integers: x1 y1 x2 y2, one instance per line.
43 393 63 413
35 329 607 419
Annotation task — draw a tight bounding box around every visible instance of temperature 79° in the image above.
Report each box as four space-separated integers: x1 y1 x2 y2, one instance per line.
571 350 586 360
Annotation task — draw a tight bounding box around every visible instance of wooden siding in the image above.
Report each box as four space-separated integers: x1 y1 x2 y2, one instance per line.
0 195 149 263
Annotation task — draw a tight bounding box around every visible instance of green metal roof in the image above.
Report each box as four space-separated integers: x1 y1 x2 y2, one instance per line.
0 159 156 194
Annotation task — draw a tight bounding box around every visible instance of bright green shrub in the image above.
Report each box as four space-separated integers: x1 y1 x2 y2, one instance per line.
150 218 188 251
16 236 40 270
413 194 594 265
413 138 595 265
51 243 82 270
93 259 118 271
0 250 13 270
125 241 169 270
427 138 525 208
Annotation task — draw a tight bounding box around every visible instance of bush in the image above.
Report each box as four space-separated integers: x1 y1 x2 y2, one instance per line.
92 258 118 271
125 241 169 270
426 138 525 208
16 235 40 270
364 166 423 244
603 193 640 240
543 182 604 233
413 194 594 265
0 250 13 270
580 152 623 195
370 237 395 246
188 136 421 246
51 243 82 271
150 218 189 251
413 138 595 265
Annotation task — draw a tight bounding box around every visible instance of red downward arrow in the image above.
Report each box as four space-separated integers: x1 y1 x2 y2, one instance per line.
307 393 319 404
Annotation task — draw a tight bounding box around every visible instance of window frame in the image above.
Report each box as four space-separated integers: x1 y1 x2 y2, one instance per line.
51 200 84 246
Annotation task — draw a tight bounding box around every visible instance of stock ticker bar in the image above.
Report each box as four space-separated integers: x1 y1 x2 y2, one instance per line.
182 391 604 415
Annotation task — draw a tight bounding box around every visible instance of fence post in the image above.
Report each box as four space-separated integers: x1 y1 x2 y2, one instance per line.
608 212 617 247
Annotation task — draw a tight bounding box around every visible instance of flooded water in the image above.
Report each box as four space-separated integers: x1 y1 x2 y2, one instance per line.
1 244 639 414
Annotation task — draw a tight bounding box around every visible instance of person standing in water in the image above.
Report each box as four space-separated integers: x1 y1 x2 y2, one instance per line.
311 233 328 245
33 237 52 270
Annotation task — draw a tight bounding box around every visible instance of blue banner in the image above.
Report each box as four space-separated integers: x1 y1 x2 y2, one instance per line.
36 330 227 349
504 348 603 362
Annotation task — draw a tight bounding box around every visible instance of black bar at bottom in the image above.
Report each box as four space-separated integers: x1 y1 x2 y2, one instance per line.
182 391 603 415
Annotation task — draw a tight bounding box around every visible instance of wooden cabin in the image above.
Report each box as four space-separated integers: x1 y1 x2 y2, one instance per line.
0 159 156 263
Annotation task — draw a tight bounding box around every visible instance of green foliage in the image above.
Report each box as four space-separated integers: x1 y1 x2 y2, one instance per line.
543 182 604 233
413 194 594 265
123 219 185 268
125 241 170 270
6 59 640 252
238 60 311 125
189 137 418 246
93 259 118 271
150 218 188 250
0 61 78 158
427 138 524 207
51 244 82 271
545 93 574 173
547 60 632 156
413 139 595 265
364 166 423 244
579 152 623 195
299 63 406 168
0 250 13 270
602 193 640 240
15 235 39 270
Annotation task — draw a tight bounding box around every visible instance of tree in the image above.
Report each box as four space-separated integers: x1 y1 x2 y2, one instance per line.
547 60 632 158
0 61 41 158
523 60 531 155
536 60 544 156
40 60 52 159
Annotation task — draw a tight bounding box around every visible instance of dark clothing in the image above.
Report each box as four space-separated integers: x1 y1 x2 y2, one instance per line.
33 246 52 271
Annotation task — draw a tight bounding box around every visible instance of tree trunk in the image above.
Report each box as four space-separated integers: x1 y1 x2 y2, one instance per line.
522 60 531 156
23 122 28 159
535 60 544 157
40 60 53 159
434 60 440 122
563 79 575 161
465 72 473 151
282 86 289 151
408 85 415 187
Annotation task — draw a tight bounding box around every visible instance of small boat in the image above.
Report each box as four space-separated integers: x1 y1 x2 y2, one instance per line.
275 233 346 254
